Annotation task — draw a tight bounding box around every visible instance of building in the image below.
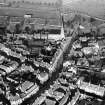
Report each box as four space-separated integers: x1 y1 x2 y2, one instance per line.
37 72 49 84
0 60 18 74
78 81 105 97
45 98 56 105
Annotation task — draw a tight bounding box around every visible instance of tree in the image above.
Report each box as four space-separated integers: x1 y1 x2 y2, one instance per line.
25 26 31 34
15 23 22 34
90 17 96 23
66 20 71 27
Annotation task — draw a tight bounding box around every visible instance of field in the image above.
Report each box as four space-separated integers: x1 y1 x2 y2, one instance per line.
0 7 60 19
1 0 105 21
0 1 61 19
63 0 105 20
1 0 105 24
